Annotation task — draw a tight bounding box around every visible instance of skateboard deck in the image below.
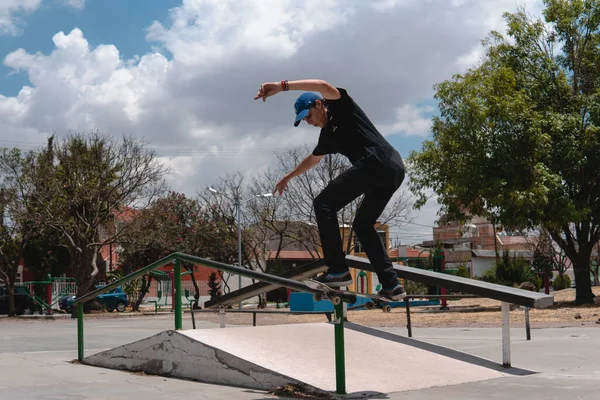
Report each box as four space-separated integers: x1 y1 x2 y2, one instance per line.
305 279 401 312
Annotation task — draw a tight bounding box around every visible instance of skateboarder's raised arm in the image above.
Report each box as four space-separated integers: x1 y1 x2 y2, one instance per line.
274 154 322 195
254 79 340 101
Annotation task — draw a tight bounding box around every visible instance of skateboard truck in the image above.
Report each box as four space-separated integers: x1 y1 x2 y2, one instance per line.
364 301 392 313
313 291 357 305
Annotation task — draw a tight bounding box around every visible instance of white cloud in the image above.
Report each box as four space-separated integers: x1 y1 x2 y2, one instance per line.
145 0 353 69
0 0 547 242
379 104 436 137
3 28 169 134
0 0 85 36
0 0 42 35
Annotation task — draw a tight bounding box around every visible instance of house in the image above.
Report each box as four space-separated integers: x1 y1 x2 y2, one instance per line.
419 212 537 278
471 249 534 278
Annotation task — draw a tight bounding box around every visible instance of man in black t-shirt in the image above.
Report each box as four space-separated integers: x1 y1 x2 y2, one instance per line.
254 79 406 301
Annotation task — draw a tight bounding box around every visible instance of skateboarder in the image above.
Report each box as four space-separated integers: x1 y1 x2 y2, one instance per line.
254 79 406 301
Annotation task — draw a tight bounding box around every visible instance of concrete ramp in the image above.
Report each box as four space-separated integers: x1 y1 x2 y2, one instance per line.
83 323 507 394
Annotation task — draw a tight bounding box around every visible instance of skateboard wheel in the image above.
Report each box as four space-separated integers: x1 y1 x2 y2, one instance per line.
365 302 374 310
314 293 324 302
331 296 342 305
383 305 392 313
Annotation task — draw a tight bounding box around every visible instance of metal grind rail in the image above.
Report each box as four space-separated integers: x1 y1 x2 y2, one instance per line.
73 252 554 395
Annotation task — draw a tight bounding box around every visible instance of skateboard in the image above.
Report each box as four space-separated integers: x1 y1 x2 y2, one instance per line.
304 279 355 305
305 279 400 313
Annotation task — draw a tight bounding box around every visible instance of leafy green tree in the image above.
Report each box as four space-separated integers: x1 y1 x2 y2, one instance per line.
22 226 70 281
409 0 600 304
0 216 21 316
19 133 168 314
0 150 33 316
119 191 237 309
111 241 163 312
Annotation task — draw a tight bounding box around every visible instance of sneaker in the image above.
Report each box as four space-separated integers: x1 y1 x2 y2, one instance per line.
313 271 353 288
378 284 407 301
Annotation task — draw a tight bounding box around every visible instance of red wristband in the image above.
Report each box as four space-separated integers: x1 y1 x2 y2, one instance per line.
281 80 289 91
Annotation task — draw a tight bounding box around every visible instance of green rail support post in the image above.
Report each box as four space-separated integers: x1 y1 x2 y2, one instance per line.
77 302 84 361
174 258 182 330
334 301 346 395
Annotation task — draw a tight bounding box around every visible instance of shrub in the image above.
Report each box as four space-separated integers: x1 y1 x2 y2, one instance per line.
479 251 540 291
527 274 543 292
552 274 572 291
456 265 470 278
496 251 534 286
481 266 498 284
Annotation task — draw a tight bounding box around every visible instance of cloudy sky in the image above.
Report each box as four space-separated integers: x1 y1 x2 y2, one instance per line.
0 0 544 245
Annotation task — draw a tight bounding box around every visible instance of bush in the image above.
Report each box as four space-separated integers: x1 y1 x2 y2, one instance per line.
456 265 470 278
527 274 543 292
481 266 498 283
496 251 534 286
479 251 540 291
552 274 572 291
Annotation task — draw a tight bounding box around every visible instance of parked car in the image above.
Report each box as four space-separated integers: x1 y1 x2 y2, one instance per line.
0 286 41 315
59 285 129 313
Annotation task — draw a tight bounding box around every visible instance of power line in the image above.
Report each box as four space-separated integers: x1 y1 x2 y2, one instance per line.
391 218 437 229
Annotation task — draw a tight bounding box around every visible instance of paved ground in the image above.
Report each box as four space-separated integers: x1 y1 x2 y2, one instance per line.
1 314 599 399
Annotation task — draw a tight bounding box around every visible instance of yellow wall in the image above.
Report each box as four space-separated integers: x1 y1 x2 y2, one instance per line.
312 222 391 294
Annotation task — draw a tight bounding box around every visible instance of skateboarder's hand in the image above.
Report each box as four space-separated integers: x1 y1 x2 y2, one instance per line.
254 82 281 102
274 175 290 195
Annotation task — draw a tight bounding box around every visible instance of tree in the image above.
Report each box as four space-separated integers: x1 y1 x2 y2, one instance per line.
0 199 21 316
591 242 600 286
22 228 70 281
114 221 164 312
119 191 237 309
408 1 600 304
531 227 556 294
19 133 168 314
0 149 34 316
208 272 221 299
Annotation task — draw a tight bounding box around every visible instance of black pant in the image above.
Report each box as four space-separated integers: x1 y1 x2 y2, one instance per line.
313 157 404 289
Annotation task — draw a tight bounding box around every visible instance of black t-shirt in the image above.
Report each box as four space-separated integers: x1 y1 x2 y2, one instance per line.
312 88 404 171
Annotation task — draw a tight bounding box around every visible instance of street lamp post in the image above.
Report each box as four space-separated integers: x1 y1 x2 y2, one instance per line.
236 195 242 308
208 187 272 310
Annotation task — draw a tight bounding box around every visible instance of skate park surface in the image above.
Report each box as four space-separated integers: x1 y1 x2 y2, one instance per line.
2 315 599 399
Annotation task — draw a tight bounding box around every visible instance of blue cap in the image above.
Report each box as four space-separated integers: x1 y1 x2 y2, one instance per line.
294 92 321 127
